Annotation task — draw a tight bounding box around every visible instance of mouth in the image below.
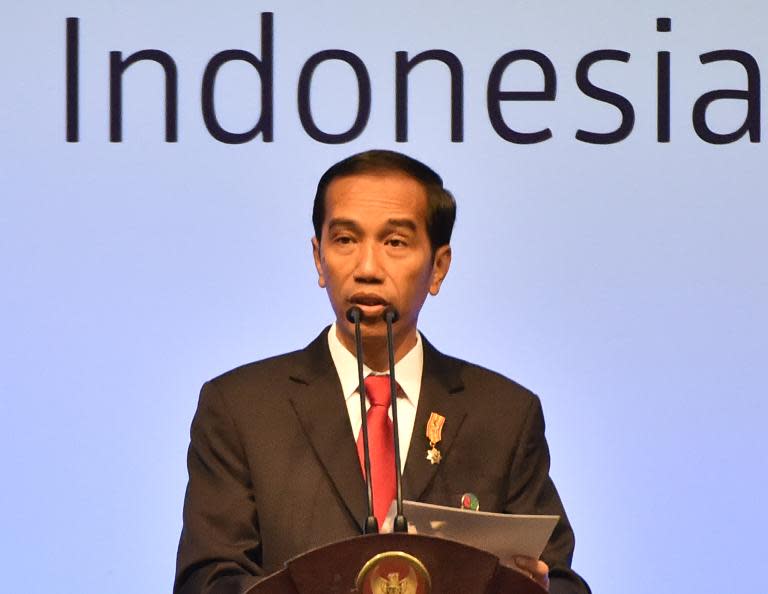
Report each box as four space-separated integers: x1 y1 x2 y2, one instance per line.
348 293 389 317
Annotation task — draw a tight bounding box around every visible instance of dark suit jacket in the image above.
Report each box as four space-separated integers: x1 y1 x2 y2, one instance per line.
174 330 590 594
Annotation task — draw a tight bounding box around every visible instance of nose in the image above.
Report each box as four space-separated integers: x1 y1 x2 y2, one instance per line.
353 241 384 283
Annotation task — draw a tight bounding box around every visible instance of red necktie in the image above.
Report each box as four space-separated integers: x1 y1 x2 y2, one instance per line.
356 375 396 528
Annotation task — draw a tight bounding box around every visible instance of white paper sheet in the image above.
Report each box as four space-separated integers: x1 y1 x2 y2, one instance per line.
383 500 559 562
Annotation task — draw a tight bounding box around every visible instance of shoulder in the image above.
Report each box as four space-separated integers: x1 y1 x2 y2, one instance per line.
201 328 331 404
424 338 542 412
462 357 540 410
208 348 305 389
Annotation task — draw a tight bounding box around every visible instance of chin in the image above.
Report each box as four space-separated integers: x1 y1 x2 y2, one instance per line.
359 322 387 337
336 314 381 334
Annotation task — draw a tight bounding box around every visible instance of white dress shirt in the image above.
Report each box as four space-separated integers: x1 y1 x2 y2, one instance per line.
327 323 422 472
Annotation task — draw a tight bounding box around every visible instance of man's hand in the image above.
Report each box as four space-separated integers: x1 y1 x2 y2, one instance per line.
513 556 550 591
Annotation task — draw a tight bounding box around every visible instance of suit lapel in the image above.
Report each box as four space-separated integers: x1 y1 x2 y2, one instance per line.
403 337 469 501
287 330 368 532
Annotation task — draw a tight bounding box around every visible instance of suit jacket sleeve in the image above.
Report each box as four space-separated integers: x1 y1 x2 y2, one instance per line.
174 380 264 594
505 395 591 594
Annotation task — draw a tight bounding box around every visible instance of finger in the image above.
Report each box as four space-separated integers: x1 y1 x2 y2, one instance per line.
510 565 534 580
513 556 539 572
514 557 550 590
513 558 535 581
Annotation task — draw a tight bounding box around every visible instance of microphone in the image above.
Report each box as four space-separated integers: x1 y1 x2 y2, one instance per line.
383 306 408 533
345 306 379 534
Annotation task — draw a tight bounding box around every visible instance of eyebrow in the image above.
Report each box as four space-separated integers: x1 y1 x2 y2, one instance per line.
326 218 418 232
385 218 418 232
327 218 361 232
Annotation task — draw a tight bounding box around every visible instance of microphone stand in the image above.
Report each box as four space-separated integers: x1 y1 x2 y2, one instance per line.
346 306 378 534
384 307 408 533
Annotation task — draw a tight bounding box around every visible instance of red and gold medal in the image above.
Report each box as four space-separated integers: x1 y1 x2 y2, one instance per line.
425 412 445 465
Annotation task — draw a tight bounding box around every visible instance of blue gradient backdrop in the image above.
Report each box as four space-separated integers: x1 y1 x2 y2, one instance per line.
2 2 766 593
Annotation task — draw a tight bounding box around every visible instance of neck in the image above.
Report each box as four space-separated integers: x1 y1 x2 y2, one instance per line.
337 325 418 372
364 333 417 372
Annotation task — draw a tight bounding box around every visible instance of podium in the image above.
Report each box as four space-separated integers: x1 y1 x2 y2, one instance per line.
247 533 547 594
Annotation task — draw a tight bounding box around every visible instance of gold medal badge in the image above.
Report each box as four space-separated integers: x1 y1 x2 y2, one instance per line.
425 412 445 465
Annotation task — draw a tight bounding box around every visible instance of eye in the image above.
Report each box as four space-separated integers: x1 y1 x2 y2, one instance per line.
386 237 408 248
333 234 354 245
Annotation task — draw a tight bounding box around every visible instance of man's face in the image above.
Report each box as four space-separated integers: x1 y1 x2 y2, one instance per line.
312 172 451 358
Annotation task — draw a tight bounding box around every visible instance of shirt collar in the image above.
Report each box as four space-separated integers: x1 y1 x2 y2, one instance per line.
327 323 423 404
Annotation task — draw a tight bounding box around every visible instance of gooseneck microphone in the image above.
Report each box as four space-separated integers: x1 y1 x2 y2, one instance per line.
383 306 408 533
345 306 379 534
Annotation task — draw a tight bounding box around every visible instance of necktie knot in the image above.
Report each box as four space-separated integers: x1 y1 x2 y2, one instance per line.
364 375 392 407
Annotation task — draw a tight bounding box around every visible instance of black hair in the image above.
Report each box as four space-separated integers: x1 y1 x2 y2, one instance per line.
312 149 456 251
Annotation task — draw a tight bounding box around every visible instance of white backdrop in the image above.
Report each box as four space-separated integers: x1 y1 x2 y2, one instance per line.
2 2 767 593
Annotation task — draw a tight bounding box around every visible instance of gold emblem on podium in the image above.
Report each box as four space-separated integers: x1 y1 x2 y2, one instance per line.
355 551 431 594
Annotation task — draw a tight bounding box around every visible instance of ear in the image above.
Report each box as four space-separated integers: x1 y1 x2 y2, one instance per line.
311 237 326 288
429 245 452 296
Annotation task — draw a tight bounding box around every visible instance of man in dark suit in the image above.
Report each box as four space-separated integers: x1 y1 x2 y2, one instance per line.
174 150 590 594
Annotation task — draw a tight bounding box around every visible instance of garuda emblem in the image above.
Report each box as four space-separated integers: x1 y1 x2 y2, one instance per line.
356 551 431 594
374 568 417 594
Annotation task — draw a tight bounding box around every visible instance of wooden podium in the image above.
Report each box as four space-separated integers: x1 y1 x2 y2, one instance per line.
247 533 547 594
